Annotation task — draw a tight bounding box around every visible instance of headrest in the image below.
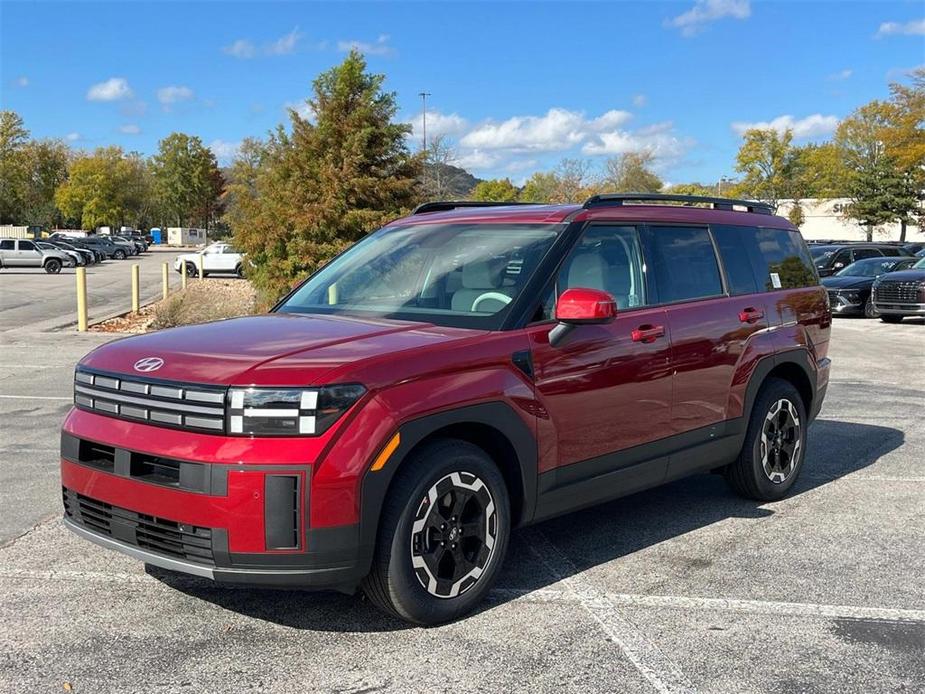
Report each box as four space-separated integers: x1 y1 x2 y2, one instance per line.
462 260 501 289
567 253 606 290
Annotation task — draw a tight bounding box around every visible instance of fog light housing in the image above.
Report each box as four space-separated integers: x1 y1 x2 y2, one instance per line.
226 384 366 436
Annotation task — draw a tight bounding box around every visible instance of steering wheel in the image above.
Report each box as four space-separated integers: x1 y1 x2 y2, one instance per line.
470 292 512 312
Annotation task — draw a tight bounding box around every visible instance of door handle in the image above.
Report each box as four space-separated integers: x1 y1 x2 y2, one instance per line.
738 307 765 324
631 324 665 343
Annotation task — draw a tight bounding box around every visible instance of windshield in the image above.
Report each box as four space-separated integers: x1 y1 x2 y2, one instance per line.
836 258 904 277
278 223 562 329
915 257 925 269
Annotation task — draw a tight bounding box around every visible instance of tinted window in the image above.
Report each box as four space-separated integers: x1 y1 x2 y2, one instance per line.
712 226 760 295
880 247 901 257
852 248 881 261
753 228 818 290
0 240 14 250
647 227 722 303
18 240 35 251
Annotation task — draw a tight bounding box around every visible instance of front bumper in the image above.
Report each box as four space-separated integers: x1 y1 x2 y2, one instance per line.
826 292 865 315
873 302 925 316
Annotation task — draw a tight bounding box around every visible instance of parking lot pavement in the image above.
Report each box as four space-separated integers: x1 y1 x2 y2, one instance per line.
1 320 923 693
0 248 182 333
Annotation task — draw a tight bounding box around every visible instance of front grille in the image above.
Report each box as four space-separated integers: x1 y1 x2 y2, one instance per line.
74 368 226 434
874 280 923 304
63 488 215 565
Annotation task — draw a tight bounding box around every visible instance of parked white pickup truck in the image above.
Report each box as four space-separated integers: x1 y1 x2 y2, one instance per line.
0 238 73 273
173 242 245 278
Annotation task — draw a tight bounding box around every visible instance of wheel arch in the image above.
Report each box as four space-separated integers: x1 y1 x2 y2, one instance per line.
357 402 537 576
743 350 816 425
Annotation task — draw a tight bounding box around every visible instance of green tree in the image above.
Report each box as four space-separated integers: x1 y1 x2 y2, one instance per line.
150 133 222 227
602 151 663 192
519 171 559 203
54 147 148 230
733 128 799 209
471 177 518 202
230 50 420 303
793 143 850 198
0 111 29 223
787 203 805 228
18 139 70 229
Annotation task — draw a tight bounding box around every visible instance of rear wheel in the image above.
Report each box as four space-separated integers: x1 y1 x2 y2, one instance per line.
726 378 807 501
863 297 878 318
880 314 902 324
113 249 126 260
362 439 510 625
44 258 62 274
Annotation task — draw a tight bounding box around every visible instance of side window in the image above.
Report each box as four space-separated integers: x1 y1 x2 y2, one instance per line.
879 247 900 257
711 226 760 295
833 249 852 268
537 225 647 321
0 240 14 250
647 226 722 303
853 248 881 261
18 240 36 251
749 228 818 290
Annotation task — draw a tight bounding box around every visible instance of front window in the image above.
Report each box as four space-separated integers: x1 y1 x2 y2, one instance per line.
278 223 562 329
836 258 903 277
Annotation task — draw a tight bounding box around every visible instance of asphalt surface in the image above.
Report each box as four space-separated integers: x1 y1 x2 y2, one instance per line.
0 248 183 333
1 316 923 693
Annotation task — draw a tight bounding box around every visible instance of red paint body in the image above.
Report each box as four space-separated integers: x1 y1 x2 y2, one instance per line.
61 202 831 584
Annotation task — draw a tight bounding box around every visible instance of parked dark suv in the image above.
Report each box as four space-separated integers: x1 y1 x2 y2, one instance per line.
872 255 925 322
61 194 831 624
809 243 911 277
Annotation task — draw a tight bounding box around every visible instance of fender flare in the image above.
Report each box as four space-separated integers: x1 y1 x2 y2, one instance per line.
356 401 538 572
742 348 817 428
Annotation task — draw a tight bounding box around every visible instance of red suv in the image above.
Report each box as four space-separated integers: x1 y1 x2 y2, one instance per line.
61 194 831 624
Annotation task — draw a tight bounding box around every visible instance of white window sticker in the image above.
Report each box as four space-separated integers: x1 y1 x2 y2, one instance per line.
770 272 782 289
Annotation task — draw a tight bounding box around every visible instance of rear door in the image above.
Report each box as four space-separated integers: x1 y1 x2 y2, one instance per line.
643 225 769 444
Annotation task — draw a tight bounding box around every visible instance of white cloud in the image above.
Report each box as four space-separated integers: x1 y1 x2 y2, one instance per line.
632 94 647 108
409 111 469 141
86 77 133 102
337 34 393 56
65 132 81 142
267 27 302 55
582 121 693 160
460 108 633 153
210 139 241 164
15 76 29 88
828 68 853 81
875 18 925 38
157 85 195 106
666 0 751 37
119 124 141 135
285 100 315 121
731 113 839 139
455 150 501 171
224 39 256 59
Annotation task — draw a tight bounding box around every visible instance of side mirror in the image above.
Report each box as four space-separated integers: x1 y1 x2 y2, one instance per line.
549 288 617 347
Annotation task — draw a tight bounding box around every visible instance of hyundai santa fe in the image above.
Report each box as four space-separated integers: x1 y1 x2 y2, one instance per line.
61 193 831 625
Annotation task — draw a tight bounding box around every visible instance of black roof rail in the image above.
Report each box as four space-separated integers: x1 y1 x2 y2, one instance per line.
583 192 774 215
412 200 544 215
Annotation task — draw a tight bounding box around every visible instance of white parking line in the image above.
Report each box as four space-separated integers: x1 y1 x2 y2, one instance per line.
524 529 696 694
0 394 71 401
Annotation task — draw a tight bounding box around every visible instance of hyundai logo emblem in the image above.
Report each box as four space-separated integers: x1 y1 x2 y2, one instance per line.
133 357 164 373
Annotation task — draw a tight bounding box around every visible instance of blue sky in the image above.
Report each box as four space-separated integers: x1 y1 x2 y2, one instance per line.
2 1 923 184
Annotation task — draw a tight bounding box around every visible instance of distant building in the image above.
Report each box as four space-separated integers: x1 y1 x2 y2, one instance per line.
777 198 924 242
167 227 207 246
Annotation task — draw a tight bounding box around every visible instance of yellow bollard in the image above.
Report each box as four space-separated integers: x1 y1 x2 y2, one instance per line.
162 262 169 300
197 253 204 280
76 267 88 332
181 261 187 290
131 264 140 313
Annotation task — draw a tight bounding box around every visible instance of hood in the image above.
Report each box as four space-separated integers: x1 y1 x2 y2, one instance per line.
821 275 874 290
876 269 925 282
80 313 481 387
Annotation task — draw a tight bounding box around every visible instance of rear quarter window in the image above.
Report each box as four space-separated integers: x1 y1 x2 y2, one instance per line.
754 228 818 290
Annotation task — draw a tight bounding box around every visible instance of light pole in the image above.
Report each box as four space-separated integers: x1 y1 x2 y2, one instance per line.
717 176 732 196
418 91 431 153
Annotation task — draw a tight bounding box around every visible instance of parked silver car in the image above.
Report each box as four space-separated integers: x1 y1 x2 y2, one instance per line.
0 238 72 273
37 241 84 267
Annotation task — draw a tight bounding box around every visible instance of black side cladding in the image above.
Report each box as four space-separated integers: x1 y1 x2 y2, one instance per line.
265 475 301 550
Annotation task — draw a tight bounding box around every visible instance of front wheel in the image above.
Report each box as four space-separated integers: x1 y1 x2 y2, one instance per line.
113 249 126 260
864 298 879 318
44 258 62 274
362 439 510 625
879 314 902 324
184 262 199 278
234 264 245 279
726 378 807 501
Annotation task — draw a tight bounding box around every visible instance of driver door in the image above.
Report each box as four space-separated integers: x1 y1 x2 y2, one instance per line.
529 224 672 495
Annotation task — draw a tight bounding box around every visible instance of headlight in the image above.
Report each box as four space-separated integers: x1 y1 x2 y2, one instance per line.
843 291 860 303
226 384 366 436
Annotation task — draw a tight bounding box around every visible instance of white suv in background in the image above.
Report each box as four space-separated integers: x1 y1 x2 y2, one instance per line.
174 242 245 278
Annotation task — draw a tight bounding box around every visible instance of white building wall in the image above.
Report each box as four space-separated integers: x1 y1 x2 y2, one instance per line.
776 198 924 242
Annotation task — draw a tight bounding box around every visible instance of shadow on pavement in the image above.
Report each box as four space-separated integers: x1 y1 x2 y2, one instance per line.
149 418 903 632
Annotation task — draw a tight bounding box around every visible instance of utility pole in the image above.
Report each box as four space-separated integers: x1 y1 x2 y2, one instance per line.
419 91 431 192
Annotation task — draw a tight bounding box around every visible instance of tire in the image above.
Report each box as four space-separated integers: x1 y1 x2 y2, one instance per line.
864 298 878 319
234 264 244 279
362 439 511 625
880 314 902 324
726 378 807 502
113 249 126 260
184 262 199 278
44 258 62 274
